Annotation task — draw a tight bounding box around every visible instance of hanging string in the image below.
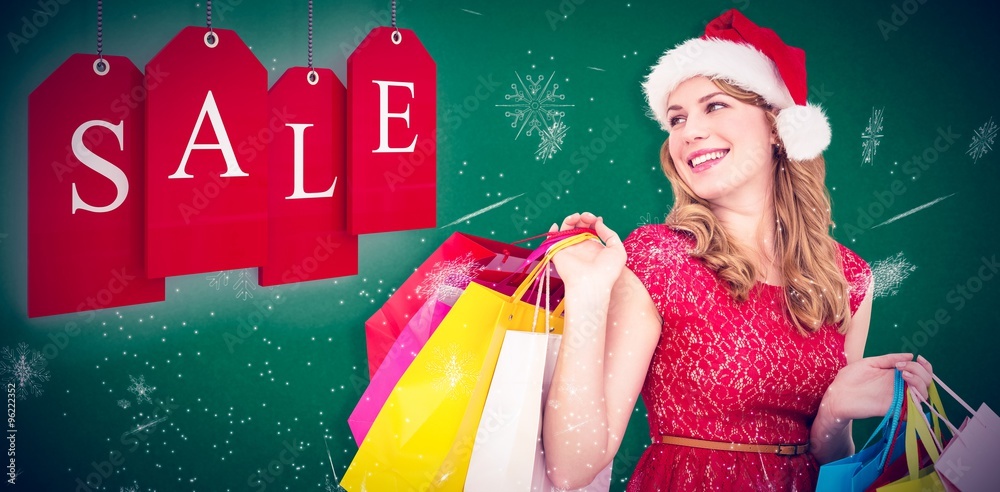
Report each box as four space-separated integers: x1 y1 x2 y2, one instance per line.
96 0 105 71
391 0 397 29
307 0 313 70
207 0 214 37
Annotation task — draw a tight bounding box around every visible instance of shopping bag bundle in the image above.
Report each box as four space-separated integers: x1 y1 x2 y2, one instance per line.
876 373 1000 492
816 360 1000 492
816 369 908 491
349 229 581 443
342 229 613 491
930 374 1000 492
869 374 951 491
820 357 1000 492
363 230 574 377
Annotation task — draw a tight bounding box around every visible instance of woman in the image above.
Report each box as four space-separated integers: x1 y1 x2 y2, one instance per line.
541 10 934 491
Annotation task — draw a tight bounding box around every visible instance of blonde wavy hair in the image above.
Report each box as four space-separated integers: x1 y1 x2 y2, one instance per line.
659 79 850 335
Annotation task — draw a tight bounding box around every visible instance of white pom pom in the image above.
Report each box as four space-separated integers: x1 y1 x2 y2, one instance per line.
776 103 831 161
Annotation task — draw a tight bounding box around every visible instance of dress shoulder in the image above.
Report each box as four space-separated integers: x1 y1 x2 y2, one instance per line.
834 241 873 317
622 224 697 308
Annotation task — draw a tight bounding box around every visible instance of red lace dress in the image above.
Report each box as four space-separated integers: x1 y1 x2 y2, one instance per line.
622 224 873 491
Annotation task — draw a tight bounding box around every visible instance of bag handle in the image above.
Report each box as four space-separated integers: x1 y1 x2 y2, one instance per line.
862 369 904 463
930 372 977 417
529 260 555 333
491 229 593 301
514 231 601 335
902 384 945 480
503 228 595 279
910 384 961 442
513 232 597 302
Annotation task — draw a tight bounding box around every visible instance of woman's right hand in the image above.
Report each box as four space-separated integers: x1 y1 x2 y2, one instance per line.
547 212 627 291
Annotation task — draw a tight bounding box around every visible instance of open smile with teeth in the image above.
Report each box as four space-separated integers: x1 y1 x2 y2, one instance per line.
689 150 729 168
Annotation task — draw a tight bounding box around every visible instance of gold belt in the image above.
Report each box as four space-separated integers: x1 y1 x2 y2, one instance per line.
659 435 810 456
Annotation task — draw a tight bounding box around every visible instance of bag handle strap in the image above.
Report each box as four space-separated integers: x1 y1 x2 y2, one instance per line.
870 369 905 468
513 232 597 302
903 385 944 479
520 232 598 332
931 372 977 416
911 385 961 440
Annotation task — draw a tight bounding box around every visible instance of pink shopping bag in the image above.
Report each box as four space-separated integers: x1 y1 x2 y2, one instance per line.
349 297 451 443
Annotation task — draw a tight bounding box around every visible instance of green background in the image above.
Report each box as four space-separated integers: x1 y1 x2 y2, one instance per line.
2 0 999 490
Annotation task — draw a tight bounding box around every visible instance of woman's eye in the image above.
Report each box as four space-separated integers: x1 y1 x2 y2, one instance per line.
668 115 686 127
707 102 728 112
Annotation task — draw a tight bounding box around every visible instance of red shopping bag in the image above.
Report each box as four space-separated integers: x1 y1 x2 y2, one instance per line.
363 229 581 376
364 232 532 377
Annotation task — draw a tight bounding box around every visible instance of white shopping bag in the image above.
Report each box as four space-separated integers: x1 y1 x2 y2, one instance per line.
465 264 612 492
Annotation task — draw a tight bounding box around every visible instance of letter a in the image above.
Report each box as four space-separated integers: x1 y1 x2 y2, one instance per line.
170 90 247 179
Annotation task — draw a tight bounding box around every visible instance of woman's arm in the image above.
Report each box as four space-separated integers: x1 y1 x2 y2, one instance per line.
809 276 935 465
540 213 661 489
809 276 873 464
543 266 660 489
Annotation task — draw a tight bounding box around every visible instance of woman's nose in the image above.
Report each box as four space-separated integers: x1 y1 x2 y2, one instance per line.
681 115 709 144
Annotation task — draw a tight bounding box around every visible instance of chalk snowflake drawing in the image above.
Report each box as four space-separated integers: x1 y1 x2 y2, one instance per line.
232 269 257 301
0 343 50 400
536 119 569 163
117 399 131 409
127 374 156 405
428 345 477 398
868 252 917 299
415 252 485 303
119 481 154 492
637 212 669 228
861 107 884 165
206 270 231 290
207 268 257 301
497 72 574 161
968 116 997 163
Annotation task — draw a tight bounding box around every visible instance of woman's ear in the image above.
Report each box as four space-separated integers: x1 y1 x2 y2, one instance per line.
768 108 780 146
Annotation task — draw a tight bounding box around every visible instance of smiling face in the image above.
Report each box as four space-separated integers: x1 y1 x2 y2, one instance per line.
664 76 777 203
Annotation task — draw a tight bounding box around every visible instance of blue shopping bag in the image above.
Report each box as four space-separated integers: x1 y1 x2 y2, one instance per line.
816 370 907 491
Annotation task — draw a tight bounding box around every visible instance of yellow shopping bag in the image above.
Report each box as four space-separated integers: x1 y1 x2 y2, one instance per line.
341 232 595 491
877 381 953 492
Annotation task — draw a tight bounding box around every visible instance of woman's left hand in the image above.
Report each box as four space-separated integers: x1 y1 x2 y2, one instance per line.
825 353 934 421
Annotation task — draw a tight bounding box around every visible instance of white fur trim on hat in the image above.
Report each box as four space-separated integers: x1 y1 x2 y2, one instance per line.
643 37 831 160
776 103 831 161
643 38 795 129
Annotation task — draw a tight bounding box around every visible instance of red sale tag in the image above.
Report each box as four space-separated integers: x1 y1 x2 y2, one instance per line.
145 27 268 278
347 27 436 235
28 54 165 318
259 67 358 286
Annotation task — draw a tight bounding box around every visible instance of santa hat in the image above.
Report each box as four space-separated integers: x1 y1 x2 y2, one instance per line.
642 9 830 161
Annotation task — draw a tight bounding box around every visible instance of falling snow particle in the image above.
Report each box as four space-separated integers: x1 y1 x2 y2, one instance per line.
868 252 917 299
415 253 485 303
127 374 156 404
117 399 131 409
967 116 997 163
861 107 884 165
0 343 51 400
